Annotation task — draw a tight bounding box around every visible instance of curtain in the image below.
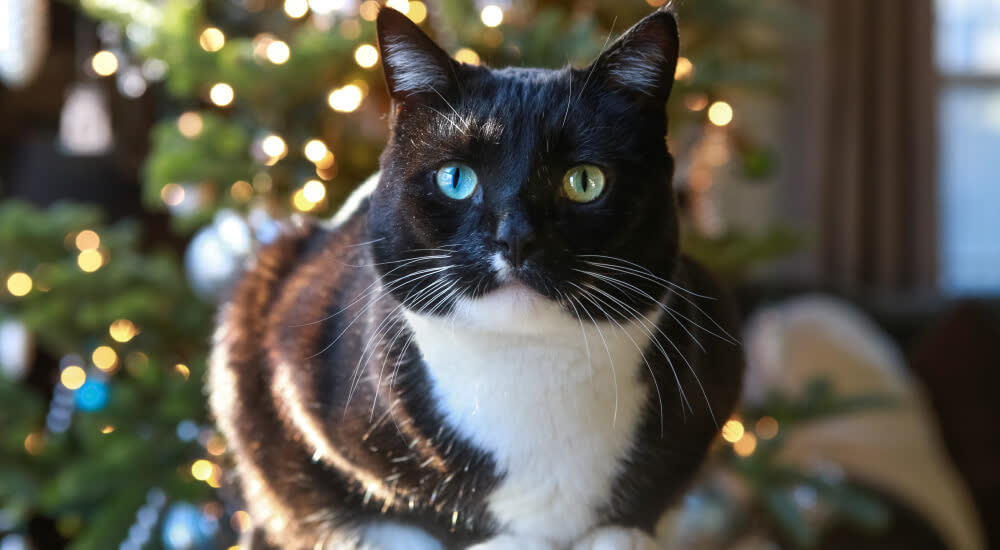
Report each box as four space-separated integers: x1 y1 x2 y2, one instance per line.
782 0 938 293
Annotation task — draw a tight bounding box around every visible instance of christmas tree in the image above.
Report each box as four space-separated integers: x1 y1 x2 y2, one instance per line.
0 1 888 549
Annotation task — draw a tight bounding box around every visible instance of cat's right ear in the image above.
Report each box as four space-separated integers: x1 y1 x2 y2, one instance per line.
376 7 458 101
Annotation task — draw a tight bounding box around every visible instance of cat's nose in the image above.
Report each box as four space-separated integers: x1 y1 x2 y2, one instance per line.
495 214 537 268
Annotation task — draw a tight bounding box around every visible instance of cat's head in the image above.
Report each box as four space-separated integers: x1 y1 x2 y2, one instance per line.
368 7 681 326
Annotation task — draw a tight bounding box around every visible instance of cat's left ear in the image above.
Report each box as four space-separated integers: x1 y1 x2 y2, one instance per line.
376 7 459 101
588 8 680 105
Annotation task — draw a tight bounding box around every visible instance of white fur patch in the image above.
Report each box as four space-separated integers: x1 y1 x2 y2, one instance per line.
326 172 380 230
360 522 443 550
404 287 661 546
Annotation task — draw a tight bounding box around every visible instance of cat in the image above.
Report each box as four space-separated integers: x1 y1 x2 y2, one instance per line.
209 6 744 550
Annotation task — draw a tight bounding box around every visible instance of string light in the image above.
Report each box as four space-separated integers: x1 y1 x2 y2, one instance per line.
454 48 480 65
230 180 253 202
359 0 379 20
92 345 119 371
480 5 503 27
292 189 317 211
756 416 779 440
161 183 185 206
61 366 87 390
109 319 139 343
385 0 409 14
675 57 693 80
191 459 214 481
24 432 45 455
721 418 744 443
328 84 362 112
303 139 328 162
199 27 225 52
6 272 32 297
175 363 190 380
302 180 327 203
75 230 100 250
733 432 758 457
77 249 104 273
91 50 119 76
101 425 115 434
210 83 234 107
283 0 309 18
261 135 287 159
354 44 378 68
315 150 335 170
177 112 203 138
308 0 344 15
266 40 291 64
708 101 734 126
685 94 709 112
407 0 427 23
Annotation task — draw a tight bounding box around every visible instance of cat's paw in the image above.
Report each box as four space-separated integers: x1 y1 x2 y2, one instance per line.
466 534 557 550
571 527 660 550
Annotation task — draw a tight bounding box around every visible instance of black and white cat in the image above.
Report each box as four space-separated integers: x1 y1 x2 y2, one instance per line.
209 6 743 550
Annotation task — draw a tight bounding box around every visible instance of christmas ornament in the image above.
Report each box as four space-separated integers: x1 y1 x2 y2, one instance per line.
0 0 49 87
0 318 32 381
161 502 217 550
58 82 114 156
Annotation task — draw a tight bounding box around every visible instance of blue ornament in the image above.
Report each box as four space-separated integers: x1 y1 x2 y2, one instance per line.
161 502 217 550
75 378 110 412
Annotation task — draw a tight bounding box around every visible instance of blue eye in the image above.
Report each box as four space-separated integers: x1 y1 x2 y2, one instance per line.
435 162 478 200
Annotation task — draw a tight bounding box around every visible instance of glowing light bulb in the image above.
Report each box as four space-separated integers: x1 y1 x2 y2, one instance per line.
675 57 693 80
302 180 326 203
6 272 32 296
91 50 119 76
75 230 100 250
303 139 328 162
109 319 139 343
721 419 744 443
199 27 226 52
191 459 214 481
708 101 734 126
328 84 362 112
385 0 409 14
177 111 203 138
284 0 309 18
407 0 427 23
261 135 287 158
61 366 87 390
161 183 185 206
480 5 503 27
210 83 234 107
266 40 291 64
77 249 104 273
92 345 119 371
454 48 480 65
354 44 378 68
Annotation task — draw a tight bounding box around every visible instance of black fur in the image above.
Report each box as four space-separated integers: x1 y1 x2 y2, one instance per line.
211 7 743 549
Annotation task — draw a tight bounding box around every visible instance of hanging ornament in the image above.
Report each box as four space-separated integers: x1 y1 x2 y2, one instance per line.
161 502 218 550
58 82 114 156
0 0 49 87
185 210 252 300
0 318 33 381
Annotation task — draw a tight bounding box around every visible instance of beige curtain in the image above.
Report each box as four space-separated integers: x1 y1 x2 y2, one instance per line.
782 0 938 293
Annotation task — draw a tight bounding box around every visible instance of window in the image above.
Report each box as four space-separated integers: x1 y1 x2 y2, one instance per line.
936 0 1000 294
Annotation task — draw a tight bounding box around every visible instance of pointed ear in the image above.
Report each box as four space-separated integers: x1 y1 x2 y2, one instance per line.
588 8 680 104
376 7 458 100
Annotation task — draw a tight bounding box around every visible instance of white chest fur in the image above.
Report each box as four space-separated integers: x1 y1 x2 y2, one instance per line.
404 285 659 546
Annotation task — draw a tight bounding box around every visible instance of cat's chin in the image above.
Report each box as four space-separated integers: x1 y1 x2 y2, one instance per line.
445 281 571 334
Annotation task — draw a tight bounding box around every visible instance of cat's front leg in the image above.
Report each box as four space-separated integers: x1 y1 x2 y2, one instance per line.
571 526 660 550
467 534 558 550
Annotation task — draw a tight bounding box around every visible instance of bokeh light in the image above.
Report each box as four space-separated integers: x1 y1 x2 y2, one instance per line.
266 40 291 64
480 5 503 27
191 459 214 481
385 0 409 14
61 366 87 390
756 416 779 440
354 44 378 68
675 57 693 80
328 84 363 112
407 1 427 23
92 345 119 371
302 180 327 203
733 432 758 457
161 183 186 206
199 27 225 52
261 134 287 158
283 0 309 18
303 139 328 162
177 112 203 138
6 272 32 297
75 230 100 251
454 48 480 65
109 319 139 343
91 51 119 76
77 249 104 273
708 101 734 126
721 418 744 443
210 83 235 107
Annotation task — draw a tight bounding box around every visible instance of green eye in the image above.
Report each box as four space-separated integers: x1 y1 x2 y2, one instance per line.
563 164 606 203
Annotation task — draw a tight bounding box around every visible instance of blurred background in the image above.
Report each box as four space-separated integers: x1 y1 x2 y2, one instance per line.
0 0 997 549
